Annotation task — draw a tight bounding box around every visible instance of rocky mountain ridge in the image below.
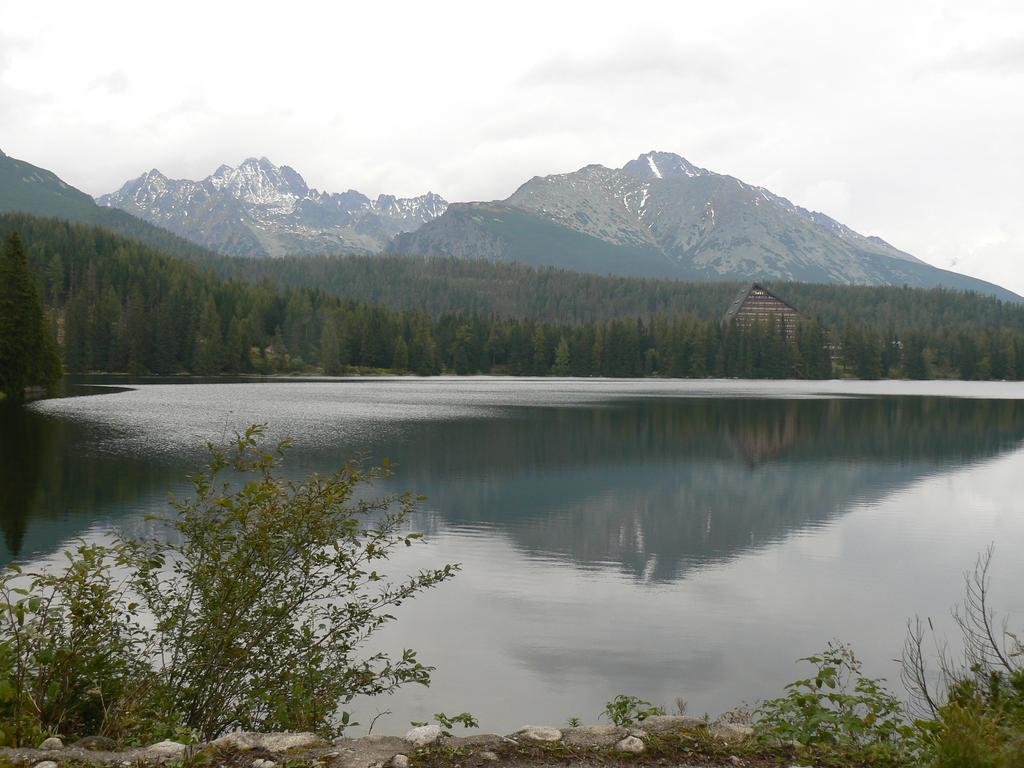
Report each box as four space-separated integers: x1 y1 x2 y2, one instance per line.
98 157 447 257
394 150 1017 299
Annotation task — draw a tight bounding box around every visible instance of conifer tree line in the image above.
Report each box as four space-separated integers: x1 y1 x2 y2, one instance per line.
4 212 1024 382
212 253 1024 334
0 233 61 401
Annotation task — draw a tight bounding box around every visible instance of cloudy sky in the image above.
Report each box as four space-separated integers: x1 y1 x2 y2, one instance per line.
2 1 1022 290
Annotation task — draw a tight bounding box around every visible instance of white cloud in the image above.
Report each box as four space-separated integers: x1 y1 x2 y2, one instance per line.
1 0 1023 292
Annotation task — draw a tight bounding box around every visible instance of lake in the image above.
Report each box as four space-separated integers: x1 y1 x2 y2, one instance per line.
3 376 1024 734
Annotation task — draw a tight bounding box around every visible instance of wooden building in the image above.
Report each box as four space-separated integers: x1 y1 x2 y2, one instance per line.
723 283 803 339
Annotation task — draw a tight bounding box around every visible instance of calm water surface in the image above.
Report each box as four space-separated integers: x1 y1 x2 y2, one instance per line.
2 377 1024 733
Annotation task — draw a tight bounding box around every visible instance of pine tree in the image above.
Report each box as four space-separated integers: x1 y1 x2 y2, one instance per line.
552 337 571 376
0 233 61 402
193 298 225 375
391 335 409 372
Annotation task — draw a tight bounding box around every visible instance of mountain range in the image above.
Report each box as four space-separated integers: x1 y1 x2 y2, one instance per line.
0 147 1018 300
97 158 447 257
394 151 1016 298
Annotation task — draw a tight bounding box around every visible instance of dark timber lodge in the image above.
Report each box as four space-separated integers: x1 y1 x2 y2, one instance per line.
724 283 803 339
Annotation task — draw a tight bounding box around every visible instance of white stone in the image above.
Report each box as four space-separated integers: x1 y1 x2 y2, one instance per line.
615 736 645 753
389 755 410 768
38 738 64 751
712 722 754 742
33 762 58 768
640 714 707 732
252 760 277 768
514 725 562 742
212 732 323 752
148 740 188 757
403 725 443 746
562 725 625 748
479 751 498 762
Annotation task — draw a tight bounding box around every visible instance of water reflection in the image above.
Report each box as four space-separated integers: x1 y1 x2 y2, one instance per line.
4 387 1024 577
367 397 1024 581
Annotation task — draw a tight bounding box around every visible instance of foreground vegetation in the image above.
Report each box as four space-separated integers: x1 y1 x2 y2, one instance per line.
0 426 456 745
0 429 1020 766
5 213 1024 381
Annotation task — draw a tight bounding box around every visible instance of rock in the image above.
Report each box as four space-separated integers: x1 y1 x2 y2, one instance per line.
328 736 408 766
33 762 58 768
479 751 498 762
639 714 707 732
446 734 504 749
514 725 562 742
403 725 443 746
147 740 188 758
562 724 627 748
74 736 119 751
729 756 742 766
38 737 64 751
615 735 645 753
212 732 324 752
388 755 410 768
252 760 277 768
712 722 755 742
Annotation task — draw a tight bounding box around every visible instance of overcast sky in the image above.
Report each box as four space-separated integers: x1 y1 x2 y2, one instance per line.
1 1 1022 291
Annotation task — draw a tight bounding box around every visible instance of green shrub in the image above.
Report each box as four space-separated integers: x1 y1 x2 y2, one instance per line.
902 548 1024 767
0 425 457 744
601 694 665 727
0 543 159 745
755 641 912 750
410 711 479 737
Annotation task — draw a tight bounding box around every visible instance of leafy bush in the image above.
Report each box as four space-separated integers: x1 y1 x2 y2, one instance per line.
755 641 912 749
903 548 1024 767
0 425 457 745
410 711 479 736
926 676 1024 768
0 543 160 745
601 694 665 727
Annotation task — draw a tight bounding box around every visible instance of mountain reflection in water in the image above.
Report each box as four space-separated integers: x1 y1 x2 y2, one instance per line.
5 380 1024 732
4 387 1024 577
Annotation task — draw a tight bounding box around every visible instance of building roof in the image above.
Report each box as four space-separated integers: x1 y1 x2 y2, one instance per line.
723 282 802 322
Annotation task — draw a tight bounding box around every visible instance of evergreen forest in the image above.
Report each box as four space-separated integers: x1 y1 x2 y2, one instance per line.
4 212 1024 383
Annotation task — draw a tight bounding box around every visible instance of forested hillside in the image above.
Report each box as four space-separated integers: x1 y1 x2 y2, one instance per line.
213 253 1024 333
4 212 1024 381
0 150 217 262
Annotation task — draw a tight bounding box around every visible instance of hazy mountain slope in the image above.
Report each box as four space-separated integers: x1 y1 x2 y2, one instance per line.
98 158 447 257
394 150 1018 301
0 148 100 221
0 149 215 260
399 202 681 278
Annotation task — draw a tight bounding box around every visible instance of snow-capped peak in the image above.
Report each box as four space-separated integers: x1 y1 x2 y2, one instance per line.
97 157 448 257
622 151 709 181
206 157 309 209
